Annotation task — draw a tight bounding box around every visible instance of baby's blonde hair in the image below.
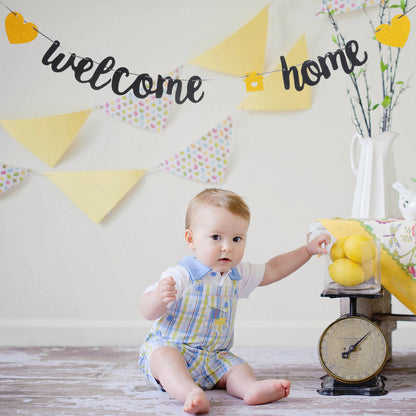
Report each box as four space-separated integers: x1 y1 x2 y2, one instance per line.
185 188 250 229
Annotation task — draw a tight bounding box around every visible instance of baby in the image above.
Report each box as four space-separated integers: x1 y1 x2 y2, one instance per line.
139 188 329 414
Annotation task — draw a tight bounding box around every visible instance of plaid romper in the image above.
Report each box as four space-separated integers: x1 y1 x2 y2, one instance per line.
139 256 254 390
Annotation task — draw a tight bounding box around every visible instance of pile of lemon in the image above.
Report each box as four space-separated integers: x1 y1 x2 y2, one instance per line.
328 235 377 286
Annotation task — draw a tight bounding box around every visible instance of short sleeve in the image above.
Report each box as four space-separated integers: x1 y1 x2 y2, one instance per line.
142 265 190 302
236 262 265 299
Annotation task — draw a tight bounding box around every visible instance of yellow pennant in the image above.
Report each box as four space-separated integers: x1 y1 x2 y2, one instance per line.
238 35 311 111
0 109 92 167
44 169 146 223
189 5 268 76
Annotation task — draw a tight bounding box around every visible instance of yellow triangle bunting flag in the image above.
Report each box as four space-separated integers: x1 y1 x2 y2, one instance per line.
0 109 93 167
189 6 269 76
238 35 311 111
44 169 146 223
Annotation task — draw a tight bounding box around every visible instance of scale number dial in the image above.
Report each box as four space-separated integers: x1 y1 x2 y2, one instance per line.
318 315 387 383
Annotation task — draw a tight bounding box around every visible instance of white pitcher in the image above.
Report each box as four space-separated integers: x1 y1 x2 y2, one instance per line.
350 131 400 219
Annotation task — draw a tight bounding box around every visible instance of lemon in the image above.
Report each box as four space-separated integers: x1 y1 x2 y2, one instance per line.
344 235 376 263
330 237 347 261
328 258 365 286
361 260 376 281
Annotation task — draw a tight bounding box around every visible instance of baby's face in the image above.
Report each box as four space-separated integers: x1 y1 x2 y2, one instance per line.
185 205 249 273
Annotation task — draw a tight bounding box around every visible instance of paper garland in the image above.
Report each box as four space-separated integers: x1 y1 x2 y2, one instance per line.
98 67 181 132
0 164 30 194
0 109 93 167
189 5 269 76
0 67 181 168
0 163 146 223
2 3 369 222
45 170 147 223
156 117 233 184
0 116 235 221
317 0 381 16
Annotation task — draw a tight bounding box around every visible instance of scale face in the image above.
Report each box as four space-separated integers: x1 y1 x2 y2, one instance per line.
318 315 387 383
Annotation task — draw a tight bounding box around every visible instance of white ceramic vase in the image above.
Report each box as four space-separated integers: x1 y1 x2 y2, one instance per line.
350 131 400 219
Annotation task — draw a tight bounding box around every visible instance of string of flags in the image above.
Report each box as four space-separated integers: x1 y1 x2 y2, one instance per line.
1 164 146 223
0 3 312 175
1 3 312 101
1 1 414 224
0 117 233 223
0 67 181 167
1 1 412 92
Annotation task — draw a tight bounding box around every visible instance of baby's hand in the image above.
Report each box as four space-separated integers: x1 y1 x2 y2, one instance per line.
306 233 331 256
156 276 177 307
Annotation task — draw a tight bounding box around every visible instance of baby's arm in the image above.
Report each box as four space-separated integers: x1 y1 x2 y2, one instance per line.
259 234 330 286
140 276 177 321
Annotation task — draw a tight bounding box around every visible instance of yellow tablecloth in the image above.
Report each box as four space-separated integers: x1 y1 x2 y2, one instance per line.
314 219 416 315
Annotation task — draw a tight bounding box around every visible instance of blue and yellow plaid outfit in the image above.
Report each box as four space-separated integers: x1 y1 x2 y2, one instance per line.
139 256 264 390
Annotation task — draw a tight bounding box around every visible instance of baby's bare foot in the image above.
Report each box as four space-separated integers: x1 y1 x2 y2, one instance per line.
183 388 210 414
243 379 291 405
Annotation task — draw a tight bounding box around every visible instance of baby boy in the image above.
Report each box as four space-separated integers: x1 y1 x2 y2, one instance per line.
139 188 329 414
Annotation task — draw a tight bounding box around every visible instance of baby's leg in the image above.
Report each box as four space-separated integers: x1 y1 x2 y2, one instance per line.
218 362 291 405
150 346 209 414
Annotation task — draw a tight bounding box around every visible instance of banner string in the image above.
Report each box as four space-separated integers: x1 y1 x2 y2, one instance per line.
0 1 413 83
0 0 336 82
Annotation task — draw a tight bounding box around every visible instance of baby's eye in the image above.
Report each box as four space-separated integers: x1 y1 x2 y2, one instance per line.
211 235 221 241
233 236 242 243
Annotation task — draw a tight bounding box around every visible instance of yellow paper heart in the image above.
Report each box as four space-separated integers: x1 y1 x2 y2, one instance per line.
375 14 410 48
5 11 38 44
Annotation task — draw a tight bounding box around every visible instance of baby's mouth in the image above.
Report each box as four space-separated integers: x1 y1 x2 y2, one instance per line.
219 258 231 263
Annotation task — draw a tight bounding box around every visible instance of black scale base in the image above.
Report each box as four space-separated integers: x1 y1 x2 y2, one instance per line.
317 374 388 396
318 290 388 396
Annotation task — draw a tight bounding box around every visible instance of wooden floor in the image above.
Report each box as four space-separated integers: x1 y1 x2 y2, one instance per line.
0 346 415 416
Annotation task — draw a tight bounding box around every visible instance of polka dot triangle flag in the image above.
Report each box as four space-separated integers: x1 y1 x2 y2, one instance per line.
98 67 181 133
317 0 380 15
156 117 233 184
0 164 30 194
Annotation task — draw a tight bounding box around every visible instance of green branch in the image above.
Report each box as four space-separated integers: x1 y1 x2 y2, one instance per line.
323 0 409 136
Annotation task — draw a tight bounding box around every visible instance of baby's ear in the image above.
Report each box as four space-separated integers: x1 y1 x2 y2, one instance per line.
185 229 195 250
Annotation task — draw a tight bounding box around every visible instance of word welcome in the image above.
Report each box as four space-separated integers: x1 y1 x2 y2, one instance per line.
42 41 205 104
280 40 368 91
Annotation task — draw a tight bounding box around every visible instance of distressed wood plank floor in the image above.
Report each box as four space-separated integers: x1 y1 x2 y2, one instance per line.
0 346 415 416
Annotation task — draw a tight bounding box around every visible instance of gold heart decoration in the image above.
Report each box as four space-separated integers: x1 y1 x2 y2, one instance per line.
375 14 410 48
5 11 38 44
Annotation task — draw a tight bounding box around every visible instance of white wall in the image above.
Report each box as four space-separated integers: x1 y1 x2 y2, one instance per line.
1 0 415 348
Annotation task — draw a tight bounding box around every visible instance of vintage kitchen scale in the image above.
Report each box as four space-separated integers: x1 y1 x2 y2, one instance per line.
317 235 388 396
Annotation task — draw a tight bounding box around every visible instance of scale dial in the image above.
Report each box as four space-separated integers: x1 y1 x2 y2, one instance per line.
318 315 387 383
